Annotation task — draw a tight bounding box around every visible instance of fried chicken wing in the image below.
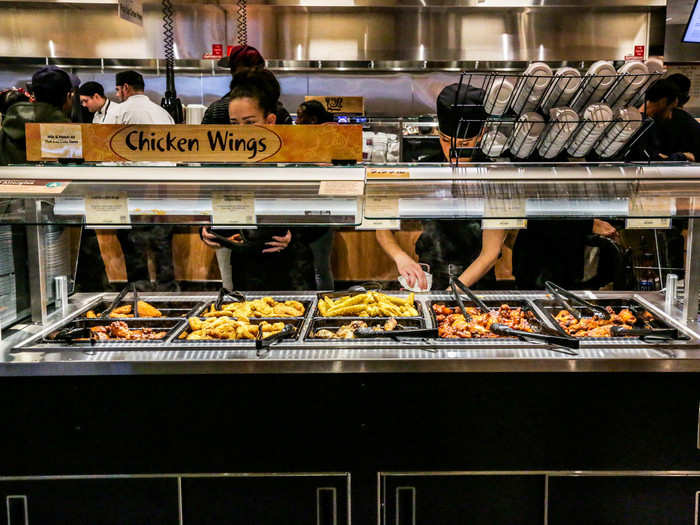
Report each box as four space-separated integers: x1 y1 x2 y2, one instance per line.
433 304 538 339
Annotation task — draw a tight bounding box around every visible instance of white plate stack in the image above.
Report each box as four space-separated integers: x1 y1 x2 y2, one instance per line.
44 226 70 302
510 63 553 115
509 112 545 159
570 61 617 112
605 61 649 109
630 57 664 108
594 107 643 158
538 107 580 159
567 103 614 157
484 77 515 116
0 226 15 328
540 67 581 113
480 130 510 158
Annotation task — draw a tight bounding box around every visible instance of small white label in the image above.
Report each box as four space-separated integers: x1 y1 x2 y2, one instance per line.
211 193 256 225
318 180 364 196
482 197 527 230
356 197 400 230
626 196 673 229
40 124 82 159
85 193 130 227
118 0 143 26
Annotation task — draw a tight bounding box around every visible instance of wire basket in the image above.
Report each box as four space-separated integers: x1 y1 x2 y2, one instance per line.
449 67 661 165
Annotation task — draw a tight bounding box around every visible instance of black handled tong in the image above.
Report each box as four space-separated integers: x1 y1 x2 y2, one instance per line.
545 281 611 320
255 324 296 357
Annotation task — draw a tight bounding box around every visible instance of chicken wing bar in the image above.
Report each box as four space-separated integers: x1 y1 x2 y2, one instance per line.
90 321 167 341
433 303 539 339
554 306 655 337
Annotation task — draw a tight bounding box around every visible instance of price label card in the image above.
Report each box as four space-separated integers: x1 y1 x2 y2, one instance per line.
482 198 527 230
211 193 256 225
0 180 68 195
366 168 410 179
626 196 673 229
355 197 400 230
318 180 364 196
40 124 83 159
85 193 130 227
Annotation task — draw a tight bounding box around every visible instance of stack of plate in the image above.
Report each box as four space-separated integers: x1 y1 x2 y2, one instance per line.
0 273 17 329
605 61 649 109
509 112 545 159
0 226 12 276
540 68 581 113
44 225 70 302
510 63 552 115
568 104 614 157
538 107 579 159
571 61 617 112
594 107 643 159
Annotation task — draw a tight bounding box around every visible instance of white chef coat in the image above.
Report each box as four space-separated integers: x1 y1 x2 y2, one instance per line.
114 94 174 125
93 98 121 124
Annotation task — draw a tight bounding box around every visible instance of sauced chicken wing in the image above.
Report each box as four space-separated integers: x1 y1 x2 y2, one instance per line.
553 306 652 337
89 321 166 340
434 304 537 339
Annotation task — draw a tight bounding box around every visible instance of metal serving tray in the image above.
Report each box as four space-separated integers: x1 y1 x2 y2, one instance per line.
77 299 206 319
169 317 304 344
534 297 685 340
26 318 185 351
427 299 550 338
314 292 424 318
305 317 425 341
199 298 312 320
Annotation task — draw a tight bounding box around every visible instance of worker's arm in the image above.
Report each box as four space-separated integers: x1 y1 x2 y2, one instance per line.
457 229 507 287
375 229 428 290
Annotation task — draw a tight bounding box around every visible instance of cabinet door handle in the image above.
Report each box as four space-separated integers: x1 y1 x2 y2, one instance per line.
317 487 337 525
6 495 28 525
395 487 416 525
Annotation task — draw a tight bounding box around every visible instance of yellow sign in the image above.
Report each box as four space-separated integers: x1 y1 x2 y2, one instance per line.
305 96 364 115
318 180 365 196
366 168 410 179
26 124 362 164
40 123 82 159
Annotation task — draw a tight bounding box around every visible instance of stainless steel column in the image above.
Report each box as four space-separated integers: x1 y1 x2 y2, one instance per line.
683 218 700 325
25 199 47 324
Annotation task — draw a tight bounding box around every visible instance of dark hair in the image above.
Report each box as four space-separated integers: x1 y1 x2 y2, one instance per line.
78 81 105 98
229 45 265 74
646 78 680 105
30 67 72 109
116 70 145 91
298 100 334 124
229 68 280 116
666 73 691 106
0 88 31 114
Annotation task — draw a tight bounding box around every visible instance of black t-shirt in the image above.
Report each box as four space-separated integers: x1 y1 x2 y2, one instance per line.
657 109 700 160
512 219 593 290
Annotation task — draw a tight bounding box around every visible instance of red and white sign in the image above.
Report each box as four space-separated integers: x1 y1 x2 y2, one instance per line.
202 44 224 60
634 45 645 58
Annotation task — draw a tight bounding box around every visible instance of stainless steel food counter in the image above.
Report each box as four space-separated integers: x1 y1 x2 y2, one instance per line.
2 290 700 376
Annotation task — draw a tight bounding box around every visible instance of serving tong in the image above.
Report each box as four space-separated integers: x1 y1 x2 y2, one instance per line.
255 324 296 358
214 287 246 310
316 282 383 300
98 283 140 318
450 278 579 353
544 281 681 340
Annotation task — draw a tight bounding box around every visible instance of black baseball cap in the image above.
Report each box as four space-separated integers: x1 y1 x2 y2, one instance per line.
30 66 72 107
437 83 486 139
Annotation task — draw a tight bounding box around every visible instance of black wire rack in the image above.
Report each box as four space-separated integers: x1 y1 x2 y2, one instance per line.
449 67 662 166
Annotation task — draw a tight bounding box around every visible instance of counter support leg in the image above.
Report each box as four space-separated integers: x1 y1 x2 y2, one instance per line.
683 218 700 325
25 199 47 324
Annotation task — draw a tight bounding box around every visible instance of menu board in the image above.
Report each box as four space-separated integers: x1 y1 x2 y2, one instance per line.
683 0 700 43
26 124 362 164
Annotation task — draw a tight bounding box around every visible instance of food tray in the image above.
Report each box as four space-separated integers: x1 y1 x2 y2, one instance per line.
199 299 312 319
79 299 206 319
428 299 549 338
534 298 681 339
170 317 304 343
305 317 426 341
314 294 424 318
38 318 184 347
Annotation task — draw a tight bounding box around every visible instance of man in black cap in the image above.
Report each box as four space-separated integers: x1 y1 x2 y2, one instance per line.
0 66 71 165
657 74 700 162
376 82 498 290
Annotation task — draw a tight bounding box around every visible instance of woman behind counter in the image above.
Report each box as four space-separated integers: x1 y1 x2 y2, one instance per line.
200 69 321 291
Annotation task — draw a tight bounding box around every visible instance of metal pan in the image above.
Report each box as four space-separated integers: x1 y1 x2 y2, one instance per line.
314 293 423 318
169 317 304 343
199 298 312 320
79 299 206 320
306 317 425 341
36 318 183 348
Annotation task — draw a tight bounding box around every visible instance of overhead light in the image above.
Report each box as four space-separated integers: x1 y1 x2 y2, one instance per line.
419 0 426 6
48 40 55 58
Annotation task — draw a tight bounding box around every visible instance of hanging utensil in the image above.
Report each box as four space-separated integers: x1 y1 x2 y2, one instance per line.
255 324 296 358
99 283 132 317
451 278 492 314
215 287 246 311
545 281 611 320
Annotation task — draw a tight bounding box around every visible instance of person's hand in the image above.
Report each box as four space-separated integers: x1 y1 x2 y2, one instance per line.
263 230 292 254
395 253 428 290
593 218 617 239
684 152 696 162
201 227 241 249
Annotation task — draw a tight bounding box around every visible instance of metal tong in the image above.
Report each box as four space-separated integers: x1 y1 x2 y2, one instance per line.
609 326 679 340
545 281 611 321
100 283 139 318
354 327 439 339
317 282 383 300
255 324 296 358
215 287 246 311
450 278 579 353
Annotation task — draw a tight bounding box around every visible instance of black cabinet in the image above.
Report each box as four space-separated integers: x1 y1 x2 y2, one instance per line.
180 474 350 525
380 473 546 525
548 474 700 525
0 477 178 525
